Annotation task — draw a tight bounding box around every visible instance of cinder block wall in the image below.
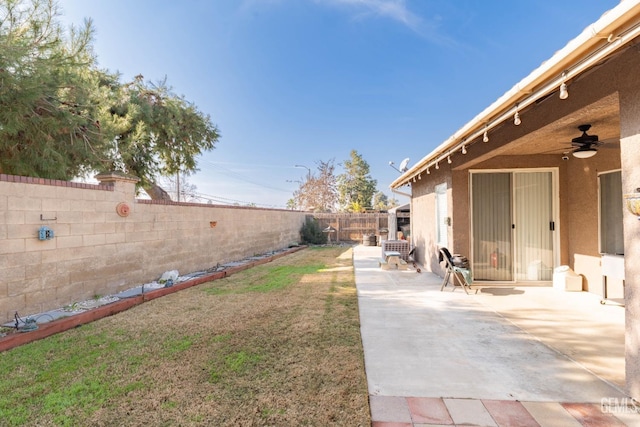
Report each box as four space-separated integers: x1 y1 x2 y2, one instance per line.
0 173 306 324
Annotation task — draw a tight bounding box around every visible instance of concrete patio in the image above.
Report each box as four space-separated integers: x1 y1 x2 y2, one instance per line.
353 245 638 426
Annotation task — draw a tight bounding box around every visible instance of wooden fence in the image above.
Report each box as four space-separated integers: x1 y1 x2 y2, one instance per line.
312 213 389 243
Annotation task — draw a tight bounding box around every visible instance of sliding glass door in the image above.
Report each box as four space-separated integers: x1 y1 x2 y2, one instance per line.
472 173 513 281
472 170 555 281
513 172 554 281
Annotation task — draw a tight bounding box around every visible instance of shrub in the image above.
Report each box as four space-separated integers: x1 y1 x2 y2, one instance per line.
300 217 328 245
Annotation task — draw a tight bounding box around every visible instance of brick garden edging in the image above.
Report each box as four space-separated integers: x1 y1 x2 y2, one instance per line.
0 245 307 352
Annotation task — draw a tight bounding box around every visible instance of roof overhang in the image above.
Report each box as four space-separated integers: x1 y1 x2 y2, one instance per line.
391 0 640 189
388 203 410 213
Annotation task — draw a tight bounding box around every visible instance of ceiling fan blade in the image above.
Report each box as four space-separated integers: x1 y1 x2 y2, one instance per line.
572 135 599 144
571 124 599 145
539 146 573 155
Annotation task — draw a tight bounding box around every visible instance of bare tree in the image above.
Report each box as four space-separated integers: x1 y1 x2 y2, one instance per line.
158 174 199 202
293 159 338 212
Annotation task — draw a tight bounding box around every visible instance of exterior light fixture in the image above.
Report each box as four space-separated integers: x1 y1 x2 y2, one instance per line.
435 161 440 170
447 155 452 164
625 188 640 217
461 144 467 155
572 147 597 158
426 167 430 174
483 128 489 142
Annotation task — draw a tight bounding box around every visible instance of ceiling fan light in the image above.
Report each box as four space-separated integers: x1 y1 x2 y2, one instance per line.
572 148 597 159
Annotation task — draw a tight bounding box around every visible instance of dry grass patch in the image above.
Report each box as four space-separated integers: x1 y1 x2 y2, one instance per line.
0 246 370 426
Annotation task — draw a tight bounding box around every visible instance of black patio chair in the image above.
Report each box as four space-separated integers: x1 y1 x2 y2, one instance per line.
438 247 476 294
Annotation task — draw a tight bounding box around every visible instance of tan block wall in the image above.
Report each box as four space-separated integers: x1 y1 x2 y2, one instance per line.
0 174 306 324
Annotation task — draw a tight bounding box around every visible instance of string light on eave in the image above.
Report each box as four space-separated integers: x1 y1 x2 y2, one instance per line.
435 161 440 170
514 104 522 126
559 72 569 100
559 82 569 99
426 167 430 174
559 82 568 99
483 127 489 142
447 155 452 164
461 144 467 155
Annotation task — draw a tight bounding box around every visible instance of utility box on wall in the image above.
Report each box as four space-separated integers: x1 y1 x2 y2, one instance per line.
38 226 54 241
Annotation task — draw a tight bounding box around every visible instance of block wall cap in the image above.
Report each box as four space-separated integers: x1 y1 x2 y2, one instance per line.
95 172 141 185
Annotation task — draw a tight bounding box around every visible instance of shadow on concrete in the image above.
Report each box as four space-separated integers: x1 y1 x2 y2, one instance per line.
479 287 526 296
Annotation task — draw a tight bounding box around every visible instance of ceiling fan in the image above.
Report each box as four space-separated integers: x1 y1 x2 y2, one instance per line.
570 124 602 158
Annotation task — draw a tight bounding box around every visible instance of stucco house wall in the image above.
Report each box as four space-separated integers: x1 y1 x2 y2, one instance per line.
412 47 631 289
407 169 449 274
619 69 640 405
449 152 622 293
404 31 640 398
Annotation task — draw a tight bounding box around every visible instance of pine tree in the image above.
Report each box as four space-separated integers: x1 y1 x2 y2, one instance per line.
99 75 220 194
0 0 107 178
337 150 377 212
373 191 394 211
0 0 220 199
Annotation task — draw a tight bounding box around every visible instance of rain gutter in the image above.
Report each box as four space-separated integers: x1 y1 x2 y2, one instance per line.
391 0 640 190
391 187 412 199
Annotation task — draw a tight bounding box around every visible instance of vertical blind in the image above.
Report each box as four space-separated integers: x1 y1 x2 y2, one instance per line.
472 173 512 281
436 183 448 248
600 171 624 255
472 171 554 281
513 172 553 281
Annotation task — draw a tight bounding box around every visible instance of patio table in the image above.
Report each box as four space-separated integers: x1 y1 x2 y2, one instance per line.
380 251 407 270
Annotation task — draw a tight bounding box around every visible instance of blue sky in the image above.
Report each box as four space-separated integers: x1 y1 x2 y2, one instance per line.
58 0 619 208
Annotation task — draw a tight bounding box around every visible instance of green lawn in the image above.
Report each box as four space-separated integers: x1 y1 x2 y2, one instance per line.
0 246 370 426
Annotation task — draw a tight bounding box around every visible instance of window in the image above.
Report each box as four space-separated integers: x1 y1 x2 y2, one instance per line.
435 183 448 247
599 171 624 255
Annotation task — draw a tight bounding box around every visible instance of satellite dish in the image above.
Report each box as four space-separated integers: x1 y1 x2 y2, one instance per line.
398 158 410 172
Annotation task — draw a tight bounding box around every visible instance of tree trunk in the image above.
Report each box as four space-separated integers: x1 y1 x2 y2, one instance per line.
144 183 172 200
